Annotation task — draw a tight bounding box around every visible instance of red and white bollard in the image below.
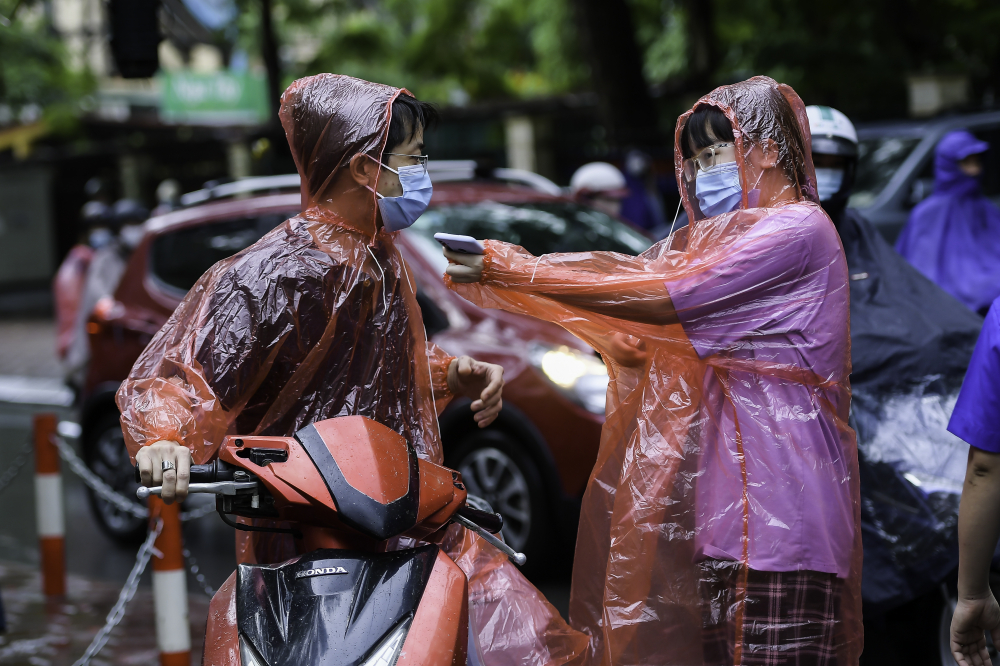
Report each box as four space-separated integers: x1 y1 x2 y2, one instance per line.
33 413 65 597
149 496 190 666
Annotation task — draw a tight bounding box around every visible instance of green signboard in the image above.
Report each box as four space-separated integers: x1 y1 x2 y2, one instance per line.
160 71 269 125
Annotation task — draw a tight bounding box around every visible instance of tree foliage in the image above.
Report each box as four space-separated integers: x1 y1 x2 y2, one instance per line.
238 0 587 105
237 0 1000 120
0 0 94 131
629 0 1000 120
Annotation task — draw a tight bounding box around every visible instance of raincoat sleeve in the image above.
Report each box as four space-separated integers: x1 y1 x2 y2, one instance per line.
117 242 352 464
116 269 256 463
456 210 834 354
469 239 679 327
425 341 455 415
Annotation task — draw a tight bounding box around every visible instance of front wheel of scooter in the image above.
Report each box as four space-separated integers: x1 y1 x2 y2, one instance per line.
448 430 553 578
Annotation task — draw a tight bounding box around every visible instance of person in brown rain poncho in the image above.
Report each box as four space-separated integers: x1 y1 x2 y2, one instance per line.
445 77 863 666
117 73 587 665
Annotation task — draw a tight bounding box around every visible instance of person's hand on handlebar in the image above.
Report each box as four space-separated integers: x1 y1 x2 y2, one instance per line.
135 441 192 504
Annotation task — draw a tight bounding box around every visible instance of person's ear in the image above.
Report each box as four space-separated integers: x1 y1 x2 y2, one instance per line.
349 153 377 188
760 139 780 169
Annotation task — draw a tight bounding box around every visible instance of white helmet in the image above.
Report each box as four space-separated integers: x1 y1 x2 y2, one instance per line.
570 162 628 195
806 105 858 156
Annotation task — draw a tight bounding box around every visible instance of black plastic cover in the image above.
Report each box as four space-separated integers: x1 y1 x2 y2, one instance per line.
294 423 420 540
835 208 981 609
857 451 959 611
836 207 981 393
237 546 438 666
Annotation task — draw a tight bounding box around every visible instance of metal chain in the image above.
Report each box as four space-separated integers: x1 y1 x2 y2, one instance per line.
180 502 217 522
72 519 163 666
0 438 32 497
183 547 215 597
49 434 214 522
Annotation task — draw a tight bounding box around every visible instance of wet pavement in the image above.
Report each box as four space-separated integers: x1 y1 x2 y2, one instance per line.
0 316 571 664
0 561 211 665
0 316 234 665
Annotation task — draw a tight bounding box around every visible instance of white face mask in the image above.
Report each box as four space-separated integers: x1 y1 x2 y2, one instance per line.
815 168 845 201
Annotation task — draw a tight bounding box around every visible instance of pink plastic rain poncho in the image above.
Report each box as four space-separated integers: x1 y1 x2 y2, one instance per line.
116 73 586 666
450 77 863 665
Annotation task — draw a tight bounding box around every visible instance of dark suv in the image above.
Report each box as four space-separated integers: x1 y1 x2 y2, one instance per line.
80 165 650 572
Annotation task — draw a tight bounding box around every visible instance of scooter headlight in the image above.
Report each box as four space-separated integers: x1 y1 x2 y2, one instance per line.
529 343 608 415
360 619 410 666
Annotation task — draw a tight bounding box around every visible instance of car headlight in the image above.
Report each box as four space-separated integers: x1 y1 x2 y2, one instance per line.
361 619 410 666
529 344 608 415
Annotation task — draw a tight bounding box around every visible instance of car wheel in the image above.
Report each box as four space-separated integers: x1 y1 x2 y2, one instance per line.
447 430 553 576
82 411 147 544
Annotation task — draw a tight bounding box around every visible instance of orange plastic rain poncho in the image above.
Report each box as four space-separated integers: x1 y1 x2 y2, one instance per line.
116 73 586 665
449 76 863 665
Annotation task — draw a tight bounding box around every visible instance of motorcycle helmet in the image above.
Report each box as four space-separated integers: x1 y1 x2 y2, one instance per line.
806 105 858 218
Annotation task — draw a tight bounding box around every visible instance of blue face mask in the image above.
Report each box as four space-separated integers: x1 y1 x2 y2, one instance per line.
371 161 433 232
695 161 743 218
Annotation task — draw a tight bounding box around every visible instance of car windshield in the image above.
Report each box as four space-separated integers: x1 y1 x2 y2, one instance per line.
850 136 922 208
150 213 292 293
407 201 652 274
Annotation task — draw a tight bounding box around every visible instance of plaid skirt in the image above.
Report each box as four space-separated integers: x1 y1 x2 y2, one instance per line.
699 559 843 666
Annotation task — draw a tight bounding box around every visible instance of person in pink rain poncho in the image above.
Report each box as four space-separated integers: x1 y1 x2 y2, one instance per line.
445 77 863 666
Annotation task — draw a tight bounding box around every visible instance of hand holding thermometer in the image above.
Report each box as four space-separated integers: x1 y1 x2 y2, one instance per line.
434 232 485 255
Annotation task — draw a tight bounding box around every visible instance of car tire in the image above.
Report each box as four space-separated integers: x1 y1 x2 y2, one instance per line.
447 430 554 578
81 410 147 545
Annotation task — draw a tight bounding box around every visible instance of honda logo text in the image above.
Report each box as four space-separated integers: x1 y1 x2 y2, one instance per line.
296 566 349 579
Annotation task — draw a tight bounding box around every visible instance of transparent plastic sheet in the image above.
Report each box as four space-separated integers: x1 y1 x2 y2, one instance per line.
116 73 584 665
449 77 863 665
853 385 965 610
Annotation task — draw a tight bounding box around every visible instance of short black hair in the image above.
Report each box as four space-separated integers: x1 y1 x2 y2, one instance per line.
384 94 439 159
681 105 735 159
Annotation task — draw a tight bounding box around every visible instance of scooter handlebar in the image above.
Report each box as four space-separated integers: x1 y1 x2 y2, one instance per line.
452 513 527 566
135 480 259 500
456 504 504 534
133 460 235 484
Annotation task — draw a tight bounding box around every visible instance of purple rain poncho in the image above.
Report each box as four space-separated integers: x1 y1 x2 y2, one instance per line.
896 130 1000 314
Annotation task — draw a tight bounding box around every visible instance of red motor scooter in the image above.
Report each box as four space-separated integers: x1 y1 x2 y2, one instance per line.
136 415 524 666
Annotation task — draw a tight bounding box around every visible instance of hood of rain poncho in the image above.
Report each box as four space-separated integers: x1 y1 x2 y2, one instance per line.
117 73 586 666
116 74 450 463
895 130 1000 313
677 77 819 222
449 76 862 665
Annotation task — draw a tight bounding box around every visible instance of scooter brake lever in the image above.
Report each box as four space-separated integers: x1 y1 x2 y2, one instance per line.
136 481 259 500
452 513 527 566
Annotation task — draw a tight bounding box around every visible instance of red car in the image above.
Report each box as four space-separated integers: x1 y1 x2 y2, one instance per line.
80 166 651 571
